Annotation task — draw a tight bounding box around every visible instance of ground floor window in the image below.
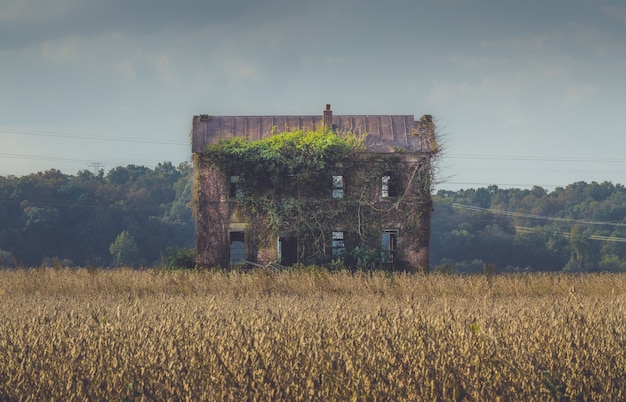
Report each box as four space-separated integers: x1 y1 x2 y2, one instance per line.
381 230 398 263
332 231 345 259
229 231 245 265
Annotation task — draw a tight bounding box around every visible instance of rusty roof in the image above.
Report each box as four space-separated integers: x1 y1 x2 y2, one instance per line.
192 108 435 154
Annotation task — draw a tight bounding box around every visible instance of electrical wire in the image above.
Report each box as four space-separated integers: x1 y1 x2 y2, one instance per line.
0 127 188 145
451 203 626 228
1 127 190 172
2 127 622 162
440 181 563 188
515 226 626 243
0 152 183 167
2 127 624 187
447 154 626 163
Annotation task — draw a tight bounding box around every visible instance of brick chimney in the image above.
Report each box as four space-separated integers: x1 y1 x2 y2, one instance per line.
323 104 332 128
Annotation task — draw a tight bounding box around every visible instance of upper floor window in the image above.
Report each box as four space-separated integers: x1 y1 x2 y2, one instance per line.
332 175 344 198
381 172 399 198
230 175 243 198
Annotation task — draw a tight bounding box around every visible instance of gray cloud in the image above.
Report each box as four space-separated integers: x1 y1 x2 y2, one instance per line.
0 0 279 51
2 0 626 188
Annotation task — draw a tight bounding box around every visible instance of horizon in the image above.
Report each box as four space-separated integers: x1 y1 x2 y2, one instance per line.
1 158 623 194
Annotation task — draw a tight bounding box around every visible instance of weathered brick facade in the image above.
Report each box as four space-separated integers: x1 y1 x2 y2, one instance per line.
192 106 437 272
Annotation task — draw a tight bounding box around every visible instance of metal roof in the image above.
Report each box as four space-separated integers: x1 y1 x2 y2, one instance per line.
192 108 435 154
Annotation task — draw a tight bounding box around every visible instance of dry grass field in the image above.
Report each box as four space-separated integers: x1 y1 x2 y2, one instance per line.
1 268 625 401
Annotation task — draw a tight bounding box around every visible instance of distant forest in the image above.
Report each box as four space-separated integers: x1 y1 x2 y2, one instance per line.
431 182 626 273
1 163 625 272
0 162 195 267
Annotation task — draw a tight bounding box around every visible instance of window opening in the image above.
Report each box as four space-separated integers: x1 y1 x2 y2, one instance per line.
229 231 245 265
278 237 298 266
381 230 398 263
381 172 398 198
332 231 345 259
332 175 344 198
229 175 243 198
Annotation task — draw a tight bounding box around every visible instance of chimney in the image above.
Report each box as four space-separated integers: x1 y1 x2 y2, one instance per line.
323 104 332 128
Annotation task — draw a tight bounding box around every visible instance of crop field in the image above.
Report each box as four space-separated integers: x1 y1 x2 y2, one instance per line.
1 268 626 400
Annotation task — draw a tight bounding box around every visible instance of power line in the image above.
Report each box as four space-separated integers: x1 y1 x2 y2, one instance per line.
447 154 626 163
451 203 626 228
590 234 626 243
0 152 93 164
515 226 626 243
0 127 188 146
0 152 187 168
2 127 623 161
440 181 563 188
453 204 626 243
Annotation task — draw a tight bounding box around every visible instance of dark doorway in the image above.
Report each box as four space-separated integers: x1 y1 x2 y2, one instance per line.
278 237 298 266
229 231 245 265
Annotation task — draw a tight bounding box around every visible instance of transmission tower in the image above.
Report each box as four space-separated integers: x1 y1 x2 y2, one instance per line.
88 162 105 175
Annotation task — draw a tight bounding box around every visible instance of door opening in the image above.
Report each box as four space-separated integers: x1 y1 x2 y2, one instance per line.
278 237 297 266
229 231 245 265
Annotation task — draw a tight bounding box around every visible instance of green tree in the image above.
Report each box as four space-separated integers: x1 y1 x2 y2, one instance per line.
109 231 139 267
165 247 196 269
565 225 600 271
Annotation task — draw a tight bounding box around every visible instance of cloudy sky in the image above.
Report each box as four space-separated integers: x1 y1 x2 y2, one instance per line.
1 0 625 190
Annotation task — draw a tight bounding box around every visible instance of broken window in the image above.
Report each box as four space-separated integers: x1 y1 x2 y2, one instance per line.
229 175 243 198
381 230 398 263
381 172 399 198
332 231 345 259
229 231 245 265
332 175 344 198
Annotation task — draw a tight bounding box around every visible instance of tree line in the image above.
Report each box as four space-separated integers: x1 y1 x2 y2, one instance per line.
431 182 626 273
0 162 195 267
1 163 625 272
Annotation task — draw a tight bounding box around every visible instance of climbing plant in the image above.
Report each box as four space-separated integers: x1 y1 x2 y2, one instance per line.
205 127 364 197
201 126 432 269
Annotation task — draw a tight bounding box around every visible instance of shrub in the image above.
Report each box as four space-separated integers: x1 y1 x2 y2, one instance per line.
0 249 14 268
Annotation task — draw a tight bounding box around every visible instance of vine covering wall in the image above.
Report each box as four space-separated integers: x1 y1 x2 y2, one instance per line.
194 127 434 272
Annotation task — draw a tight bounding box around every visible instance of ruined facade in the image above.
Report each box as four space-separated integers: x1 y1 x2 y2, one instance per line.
192 105 438 272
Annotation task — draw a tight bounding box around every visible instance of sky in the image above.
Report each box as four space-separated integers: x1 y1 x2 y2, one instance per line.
1 0 625 191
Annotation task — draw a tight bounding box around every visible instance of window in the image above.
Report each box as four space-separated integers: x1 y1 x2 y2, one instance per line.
229 176 243 198
332 175 344 198
381 172 399 198
332 231 345 259
229 231 245 265
381 230 398 263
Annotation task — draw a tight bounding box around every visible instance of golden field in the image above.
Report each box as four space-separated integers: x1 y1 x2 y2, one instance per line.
1 268 625 401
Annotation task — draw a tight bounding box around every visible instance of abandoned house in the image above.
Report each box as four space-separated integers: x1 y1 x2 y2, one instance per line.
192 105 438 272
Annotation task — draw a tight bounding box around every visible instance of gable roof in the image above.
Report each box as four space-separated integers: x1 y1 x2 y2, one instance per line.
191 107 435 154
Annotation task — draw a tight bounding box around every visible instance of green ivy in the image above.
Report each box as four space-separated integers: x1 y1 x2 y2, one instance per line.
201 127 424 268
204 127 364 198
